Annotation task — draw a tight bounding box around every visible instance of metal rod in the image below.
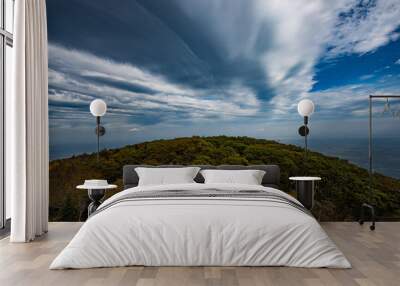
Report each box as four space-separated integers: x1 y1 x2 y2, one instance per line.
96 116 100 162
360 94 400 230
304 116 308 173
305 127 308 163
369 95 400 98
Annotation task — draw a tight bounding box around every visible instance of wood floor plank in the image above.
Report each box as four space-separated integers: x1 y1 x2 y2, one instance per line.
0 222 399 286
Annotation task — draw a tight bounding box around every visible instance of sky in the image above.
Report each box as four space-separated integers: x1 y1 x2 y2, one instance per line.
47 0 400 158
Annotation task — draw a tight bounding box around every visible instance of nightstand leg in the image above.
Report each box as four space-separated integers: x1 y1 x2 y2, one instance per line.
87 189 105 216
296 181 315 210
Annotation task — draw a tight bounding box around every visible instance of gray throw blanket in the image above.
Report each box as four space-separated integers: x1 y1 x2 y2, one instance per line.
90 189 311 218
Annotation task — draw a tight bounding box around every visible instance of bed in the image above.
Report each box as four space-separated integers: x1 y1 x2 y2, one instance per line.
50 165 351 269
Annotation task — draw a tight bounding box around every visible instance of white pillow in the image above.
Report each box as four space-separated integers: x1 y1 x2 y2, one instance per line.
135 167 200 186
200 169 266 185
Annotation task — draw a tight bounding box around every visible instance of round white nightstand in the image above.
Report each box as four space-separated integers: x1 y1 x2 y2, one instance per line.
289 177 321 210
77 182 117 216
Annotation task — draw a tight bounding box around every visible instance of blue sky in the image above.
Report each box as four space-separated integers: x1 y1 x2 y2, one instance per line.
47 0 400 158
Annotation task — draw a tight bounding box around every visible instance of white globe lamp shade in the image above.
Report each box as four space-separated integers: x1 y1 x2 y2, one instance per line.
297 99 315 117
90 99 107 117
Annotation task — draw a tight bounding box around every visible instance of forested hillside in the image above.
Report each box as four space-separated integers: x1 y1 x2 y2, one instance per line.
49 136 400 221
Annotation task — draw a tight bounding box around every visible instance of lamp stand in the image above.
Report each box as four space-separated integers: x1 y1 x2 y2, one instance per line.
96 116 100 162
298 116 310 175
304 116 308 166
95 116 106 163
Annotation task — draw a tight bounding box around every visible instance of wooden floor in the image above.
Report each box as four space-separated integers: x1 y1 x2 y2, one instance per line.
0 222 399 286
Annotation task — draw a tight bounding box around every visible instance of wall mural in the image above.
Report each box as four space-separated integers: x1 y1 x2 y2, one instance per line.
47 0 400 221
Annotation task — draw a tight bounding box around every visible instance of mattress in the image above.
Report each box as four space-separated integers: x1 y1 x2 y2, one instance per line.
50 183 351 269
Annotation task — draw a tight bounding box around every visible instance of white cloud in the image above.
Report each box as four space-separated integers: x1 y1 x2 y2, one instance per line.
395 59 400 65
254 0 351 113
259 0 400 112
360 74 375 80
48 44 196 99
49 1 400 130
129 127 141 132
48 44 261 128
309 75 400 117
176 0 400 114
327 0 400 56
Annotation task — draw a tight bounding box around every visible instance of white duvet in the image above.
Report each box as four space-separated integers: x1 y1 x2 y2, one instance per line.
50 183 351 269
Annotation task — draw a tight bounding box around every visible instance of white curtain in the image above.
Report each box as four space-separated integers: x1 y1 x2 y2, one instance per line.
9 0 49 242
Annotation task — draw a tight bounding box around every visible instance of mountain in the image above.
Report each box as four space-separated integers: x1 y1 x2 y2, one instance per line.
49 136 400 221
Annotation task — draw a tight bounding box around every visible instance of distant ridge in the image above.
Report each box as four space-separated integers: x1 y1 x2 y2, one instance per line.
49 136 400 221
